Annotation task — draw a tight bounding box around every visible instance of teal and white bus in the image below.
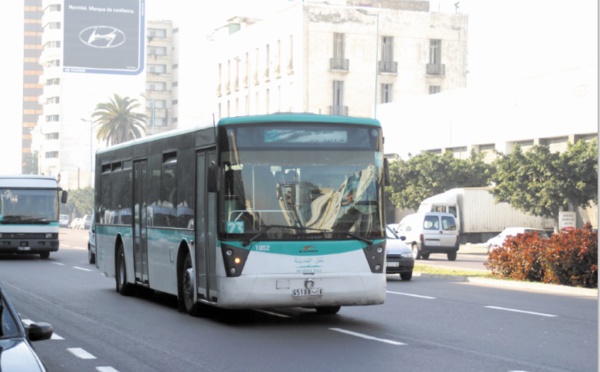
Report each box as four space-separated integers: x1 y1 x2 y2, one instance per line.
0 175 68 259
94 113 388 315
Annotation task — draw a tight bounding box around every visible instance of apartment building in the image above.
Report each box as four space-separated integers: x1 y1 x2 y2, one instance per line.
213 0 468 120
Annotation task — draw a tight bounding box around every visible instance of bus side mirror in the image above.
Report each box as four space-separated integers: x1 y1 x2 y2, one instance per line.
61 191 68 204
207 161 220 193
383 158 390 186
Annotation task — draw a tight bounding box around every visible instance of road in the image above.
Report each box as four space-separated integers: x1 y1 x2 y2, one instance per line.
0 228 596 372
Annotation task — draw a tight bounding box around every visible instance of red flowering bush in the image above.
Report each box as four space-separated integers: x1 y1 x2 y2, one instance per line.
486 224 597 288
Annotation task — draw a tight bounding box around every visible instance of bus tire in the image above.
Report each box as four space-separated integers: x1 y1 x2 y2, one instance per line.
180 253 201 317
315 306 341 315
88 245 96 264
116 243 133 296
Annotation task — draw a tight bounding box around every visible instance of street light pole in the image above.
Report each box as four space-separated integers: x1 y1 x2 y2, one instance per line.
80 118 93 188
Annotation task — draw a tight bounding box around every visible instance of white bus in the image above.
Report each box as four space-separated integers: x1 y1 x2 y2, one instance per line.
94 113 389 315
0 175 68 258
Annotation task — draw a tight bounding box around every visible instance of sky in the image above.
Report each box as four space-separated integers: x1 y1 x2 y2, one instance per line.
1 0 597 174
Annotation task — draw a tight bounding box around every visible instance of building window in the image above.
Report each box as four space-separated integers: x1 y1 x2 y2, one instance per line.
45 115 59 122
429 86 441 94
330 33 348 70
429 39 441 64
147 99 166 109
381 84 393 103
148 28 167 38
147 64 167 73
330 81 347 116
45 151 58 159
45 133 59 140
147 82 167 91
380 36 397 73
148 46 167 56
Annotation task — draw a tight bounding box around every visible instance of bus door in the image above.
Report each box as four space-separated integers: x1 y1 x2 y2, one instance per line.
133 160 149 285
195 151 218 300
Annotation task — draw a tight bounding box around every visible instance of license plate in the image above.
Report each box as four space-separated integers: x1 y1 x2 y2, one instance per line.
292 288 323 297
386 262 400 267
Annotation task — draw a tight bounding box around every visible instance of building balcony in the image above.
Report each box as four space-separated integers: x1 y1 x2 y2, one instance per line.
379 60 397 74
329 106 348 116
426 63 446 76
330 58 349 71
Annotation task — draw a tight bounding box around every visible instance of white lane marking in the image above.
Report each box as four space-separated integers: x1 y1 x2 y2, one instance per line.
51 333 65 340
485 306 557 318
73 266 93 272
387 290 436 299
97 367 120 372
51 262 65 266
329 328 406 345
68 347 97 359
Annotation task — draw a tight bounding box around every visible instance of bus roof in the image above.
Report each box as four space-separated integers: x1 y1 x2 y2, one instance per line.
218 113 381 127
0 175 59 189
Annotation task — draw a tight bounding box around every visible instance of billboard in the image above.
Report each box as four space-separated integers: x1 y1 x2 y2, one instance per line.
63 0 145 75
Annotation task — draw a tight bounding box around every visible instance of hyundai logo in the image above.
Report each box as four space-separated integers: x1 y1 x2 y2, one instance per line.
79 26 126 48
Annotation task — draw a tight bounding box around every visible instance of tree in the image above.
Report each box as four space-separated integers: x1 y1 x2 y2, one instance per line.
387 150 494 211
61 187 94 218
92 94 147 146
491 139 598 228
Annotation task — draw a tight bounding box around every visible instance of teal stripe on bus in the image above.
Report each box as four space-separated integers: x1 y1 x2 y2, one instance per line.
223 239 385 256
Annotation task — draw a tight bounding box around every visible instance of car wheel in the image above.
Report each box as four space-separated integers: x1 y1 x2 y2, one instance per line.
411 243 421 260
447 251 457 261
88 245 96 264
39 252 50 259
421 252 430 260
116 243 133 296
315 306 341 315
400 271 412 281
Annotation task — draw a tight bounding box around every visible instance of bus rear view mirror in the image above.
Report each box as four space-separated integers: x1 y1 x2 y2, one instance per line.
383 158 390 186
208 162 221 193
61 190 68 204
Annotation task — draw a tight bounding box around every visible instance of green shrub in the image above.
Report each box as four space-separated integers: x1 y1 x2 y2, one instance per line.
485 224 597 288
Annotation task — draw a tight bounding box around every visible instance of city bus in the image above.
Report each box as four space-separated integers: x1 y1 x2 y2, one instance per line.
0 175 68 259
94 113 388 315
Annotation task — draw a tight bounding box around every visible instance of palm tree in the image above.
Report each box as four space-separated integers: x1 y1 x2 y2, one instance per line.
92 94 147 146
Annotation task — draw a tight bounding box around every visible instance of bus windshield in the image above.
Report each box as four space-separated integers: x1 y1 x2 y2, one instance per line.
218 123 385 240
0 189 59 224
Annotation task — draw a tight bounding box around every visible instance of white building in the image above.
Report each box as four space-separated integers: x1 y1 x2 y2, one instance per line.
213 0 468 120
378 64 598 160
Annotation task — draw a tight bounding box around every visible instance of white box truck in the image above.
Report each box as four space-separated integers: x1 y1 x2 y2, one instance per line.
417 187 553 244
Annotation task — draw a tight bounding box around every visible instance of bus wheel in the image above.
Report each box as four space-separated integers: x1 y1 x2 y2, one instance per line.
39 252 50 259
315 306 341 315
116 243 133 296
180 253 201 317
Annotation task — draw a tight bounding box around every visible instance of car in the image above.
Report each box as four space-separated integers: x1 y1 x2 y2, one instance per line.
82 214 92 230
396 212 460 261
69 217 82 229
59 214 69 227
0 281 54 371
385 225 414 281
88 213 96 264
486 227 550 253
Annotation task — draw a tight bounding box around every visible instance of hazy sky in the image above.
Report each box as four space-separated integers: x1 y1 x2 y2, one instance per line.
1 0 597 174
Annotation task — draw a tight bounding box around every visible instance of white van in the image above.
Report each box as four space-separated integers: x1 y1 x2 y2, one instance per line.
396 212 460 261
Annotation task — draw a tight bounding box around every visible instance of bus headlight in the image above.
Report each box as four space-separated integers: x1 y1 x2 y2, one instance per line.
45 233 53 239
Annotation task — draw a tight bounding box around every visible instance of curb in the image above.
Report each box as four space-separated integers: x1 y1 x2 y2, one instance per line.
466 276 598 297
412 272 598 297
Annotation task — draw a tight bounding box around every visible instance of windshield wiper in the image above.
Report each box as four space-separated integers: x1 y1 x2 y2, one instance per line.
334 231 373 245
242 225 309 247
241 225 373 246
